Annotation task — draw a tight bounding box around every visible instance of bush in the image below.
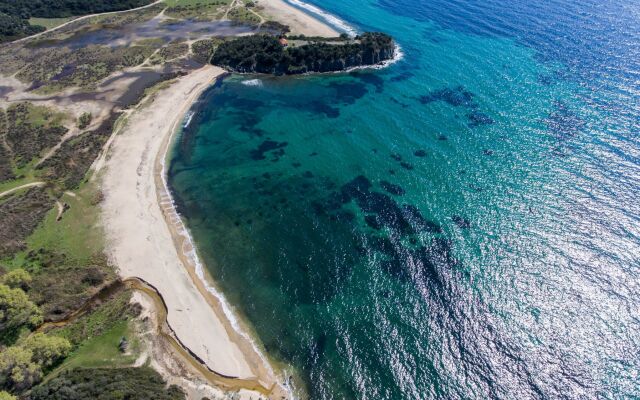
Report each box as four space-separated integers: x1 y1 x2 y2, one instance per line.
0 333 70 392
1 269 32 291
0 391 16 400
77 112 91 129
0 283 43 342
29 367 185 400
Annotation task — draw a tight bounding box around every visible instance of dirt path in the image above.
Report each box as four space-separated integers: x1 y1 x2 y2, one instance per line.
0 181 45 198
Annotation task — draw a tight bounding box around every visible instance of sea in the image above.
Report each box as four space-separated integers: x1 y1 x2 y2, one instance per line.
167 0 640 398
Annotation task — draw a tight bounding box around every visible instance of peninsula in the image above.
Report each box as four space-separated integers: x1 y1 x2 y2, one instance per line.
212 32 396 74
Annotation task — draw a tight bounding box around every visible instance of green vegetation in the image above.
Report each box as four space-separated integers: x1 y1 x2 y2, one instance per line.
0 188 53 259
149 41 189 65
77 112 92 129
0 268 72 394
1 103 68 171
0 0 154 42
228 6 261 25
22 188 103 267
15 45 156 92
0 391 16 400
10 189 115 320
1 269 32 291
0 13 45 42
38 114 117 189
0 281 42 343
52 290 136 347
0 333 71 392
212 32 396 74
191 38 222 64
54 320 136 370
28 17 74 30
163 0 230 19
30 367 185 400
0 0 154 19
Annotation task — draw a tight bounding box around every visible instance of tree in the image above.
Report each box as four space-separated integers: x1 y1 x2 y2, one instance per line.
77 112 92 129
0 391 17 400
0 334 71 392
0 345 41 392
20 333 71 367
1 269 31 291
0 283 43 339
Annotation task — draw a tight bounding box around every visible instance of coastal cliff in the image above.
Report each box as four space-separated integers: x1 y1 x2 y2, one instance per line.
211 32 395 74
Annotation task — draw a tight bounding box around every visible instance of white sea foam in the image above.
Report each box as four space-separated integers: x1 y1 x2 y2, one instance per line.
339 43 404 73
182 111 195 128
160 105 298 399
284 0 358 37
242 78 264 87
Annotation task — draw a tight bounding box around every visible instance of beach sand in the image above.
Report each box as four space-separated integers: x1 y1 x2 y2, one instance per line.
258 0 339 37
100 66 284 398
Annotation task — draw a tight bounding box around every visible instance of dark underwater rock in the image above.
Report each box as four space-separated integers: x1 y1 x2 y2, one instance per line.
250 140 288 160
468 110 494 126
365 215 383 230
414 149 427 157
400 162 414 170
401 205 442 233
380 180 406 196
420 86 475 107
340 175 372 202
452 215 471 229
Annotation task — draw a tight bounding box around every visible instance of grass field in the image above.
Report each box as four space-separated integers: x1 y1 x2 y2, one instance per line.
51 320 138 374
9 184 103 269
29 17 76 30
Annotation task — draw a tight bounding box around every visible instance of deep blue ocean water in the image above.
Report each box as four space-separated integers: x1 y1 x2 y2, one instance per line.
168 0 640 398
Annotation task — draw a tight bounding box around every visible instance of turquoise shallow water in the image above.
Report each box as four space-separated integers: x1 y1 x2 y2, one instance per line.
169 0 640 398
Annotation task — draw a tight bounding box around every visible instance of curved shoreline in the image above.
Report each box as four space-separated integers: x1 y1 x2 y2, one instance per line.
100 65 287 399
153 72 288 392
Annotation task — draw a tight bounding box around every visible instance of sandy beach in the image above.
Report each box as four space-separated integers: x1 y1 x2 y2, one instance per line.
258 0 339 37
100 65 283 397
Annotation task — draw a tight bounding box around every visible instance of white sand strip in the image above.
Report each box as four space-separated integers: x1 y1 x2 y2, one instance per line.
101 66 259 380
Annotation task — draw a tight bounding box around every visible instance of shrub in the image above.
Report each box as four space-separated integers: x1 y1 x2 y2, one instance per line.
30 367 185 400
77 112 91 129
0 283 43 341
0 333 70 392
0 269 32 291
